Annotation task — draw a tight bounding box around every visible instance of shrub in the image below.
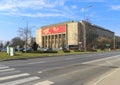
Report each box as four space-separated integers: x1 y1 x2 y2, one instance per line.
24 50 58 53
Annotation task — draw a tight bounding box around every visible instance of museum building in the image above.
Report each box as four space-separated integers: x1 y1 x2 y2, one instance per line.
36 20 114 50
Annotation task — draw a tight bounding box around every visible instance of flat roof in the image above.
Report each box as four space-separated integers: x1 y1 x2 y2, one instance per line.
38 20 114 34
41 21 75 28
81 20 114 33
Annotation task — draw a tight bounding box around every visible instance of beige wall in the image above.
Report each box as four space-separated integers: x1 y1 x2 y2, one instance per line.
36 21 115 50
36 28 42 47
67 22 78 45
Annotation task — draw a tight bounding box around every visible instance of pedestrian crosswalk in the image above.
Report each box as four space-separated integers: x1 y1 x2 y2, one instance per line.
0 68 15 73
0 64 40 85
0 73 30 81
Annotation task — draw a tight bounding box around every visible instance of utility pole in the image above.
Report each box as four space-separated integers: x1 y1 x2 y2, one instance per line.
25 20 28 53
113 35 115 49
23 18 28 53
82 5 93 52
83 5 93 20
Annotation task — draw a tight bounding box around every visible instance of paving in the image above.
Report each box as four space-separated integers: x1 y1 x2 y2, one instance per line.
96 68 120 85
0 51 120 85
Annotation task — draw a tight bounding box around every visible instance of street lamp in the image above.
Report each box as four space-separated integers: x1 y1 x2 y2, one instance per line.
81 5 93 52
23 18 28 53
82 5 93 20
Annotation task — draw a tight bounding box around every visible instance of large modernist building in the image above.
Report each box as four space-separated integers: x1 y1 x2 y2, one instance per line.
36 20 115 50
115 36 120 49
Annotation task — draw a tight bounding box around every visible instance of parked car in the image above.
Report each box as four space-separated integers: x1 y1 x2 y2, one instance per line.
0 48 2 52
23 47 33 52
1 48 7 52
18 48 24 52
37 47 52 51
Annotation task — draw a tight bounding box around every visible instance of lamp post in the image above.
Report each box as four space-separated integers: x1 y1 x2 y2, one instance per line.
23 18 28 53
83 5 93 20
114 35 115 49
81 5 93 52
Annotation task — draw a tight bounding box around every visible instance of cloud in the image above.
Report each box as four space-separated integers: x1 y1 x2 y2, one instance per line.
0 4 12 10
0 0 66 10
76 0 106 2
0 9 67 18
0 0 66 17
71 5 77 9
111 5 120 10
0 0 78 19
0 0 55 11
4 12 65 17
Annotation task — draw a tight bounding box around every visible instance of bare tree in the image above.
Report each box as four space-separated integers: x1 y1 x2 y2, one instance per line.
11 37 24 48
4 41 10 48
0 41 3 49
18 27 32 52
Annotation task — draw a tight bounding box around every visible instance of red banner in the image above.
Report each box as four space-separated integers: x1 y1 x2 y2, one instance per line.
42 25 66 35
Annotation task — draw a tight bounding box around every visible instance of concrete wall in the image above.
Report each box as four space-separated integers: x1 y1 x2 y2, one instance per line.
36 21 115 50
67 22 78 45
36 28 42 47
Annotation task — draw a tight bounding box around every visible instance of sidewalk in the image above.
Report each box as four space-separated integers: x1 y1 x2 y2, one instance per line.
96 68 120 85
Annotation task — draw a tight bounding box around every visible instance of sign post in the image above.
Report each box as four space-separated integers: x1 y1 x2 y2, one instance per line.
106 44 111 51
106 44 110 47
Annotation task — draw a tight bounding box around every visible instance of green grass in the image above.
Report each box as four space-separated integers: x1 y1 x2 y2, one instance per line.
0 51 91 61
1 49 116 61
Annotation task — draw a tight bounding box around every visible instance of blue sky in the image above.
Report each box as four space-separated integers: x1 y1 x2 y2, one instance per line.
0 0 120 41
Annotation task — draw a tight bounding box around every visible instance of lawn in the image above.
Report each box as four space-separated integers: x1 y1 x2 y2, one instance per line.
0 51 90 61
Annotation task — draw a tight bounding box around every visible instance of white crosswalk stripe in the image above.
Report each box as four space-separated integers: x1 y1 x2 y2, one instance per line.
0 70 20 76
0 64 40 85
33 80 54 85
0 73 30 81
0 68 15 72
0 66 9 69
0 76 40 85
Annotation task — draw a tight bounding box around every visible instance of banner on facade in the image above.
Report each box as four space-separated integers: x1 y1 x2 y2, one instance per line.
42 25 66 35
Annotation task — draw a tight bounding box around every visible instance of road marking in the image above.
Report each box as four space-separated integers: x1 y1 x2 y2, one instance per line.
40 61 97 73
105 61 113 66
64 58 77 60
28 61 46 65
0 68 15 72
36 55 120 74
0 73 30 81
38 71 42 74
81 55 120 64
33 80 54 85
0 76 40 85
0 70 20 76
0 66 9 69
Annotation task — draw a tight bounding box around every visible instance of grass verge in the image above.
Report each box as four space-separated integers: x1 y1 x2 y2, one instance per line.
0 51 91 61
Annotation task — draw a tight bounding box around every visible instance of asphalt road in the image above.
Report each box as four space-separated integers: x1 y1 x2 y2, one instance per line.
0 51 120 85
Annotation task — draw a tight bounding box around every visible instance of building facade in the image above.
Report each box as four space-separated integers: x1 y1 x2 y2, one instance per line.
36 21 115 50
115 36 120 49
83 21 115 50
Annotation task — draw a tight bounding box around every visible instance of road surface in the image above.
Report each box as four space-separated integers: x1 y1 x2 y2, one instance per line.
0 51 120 85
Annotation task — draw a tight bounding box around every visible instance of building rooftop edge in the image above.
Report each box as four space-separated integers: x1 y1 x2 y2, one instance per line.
81 20 114 33
37 20 114 34
41 21 76 28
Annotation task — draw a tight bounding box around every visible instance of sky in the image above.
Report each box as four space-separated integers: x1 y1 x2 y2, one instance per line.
0 0 120 41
